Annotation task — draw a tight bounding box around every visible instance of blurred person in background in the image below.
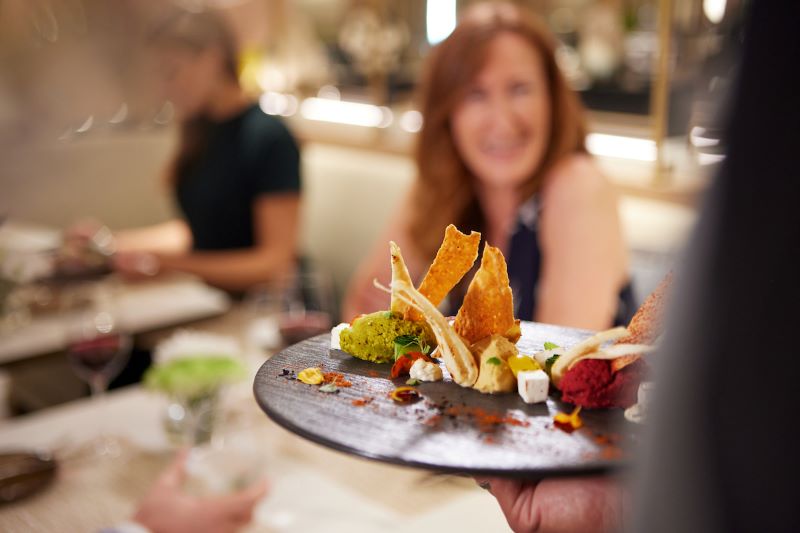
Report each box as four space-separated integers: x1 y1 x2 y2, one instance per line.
71 9 300 294
343 2 634 330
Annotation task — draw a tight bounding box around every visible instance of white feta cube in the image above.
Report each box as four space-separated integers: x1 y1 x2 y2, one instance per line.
409 359 443 382
517 369 549 404
329 323 349 350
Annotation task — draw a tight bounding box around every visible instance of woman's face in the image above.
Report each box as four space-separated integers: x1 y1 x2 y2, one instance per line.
156 46 222 121
450 32 551 190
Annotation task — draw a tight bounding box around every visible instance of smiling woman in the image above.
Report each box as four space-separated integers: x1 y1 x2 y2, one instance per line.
343 2 633 332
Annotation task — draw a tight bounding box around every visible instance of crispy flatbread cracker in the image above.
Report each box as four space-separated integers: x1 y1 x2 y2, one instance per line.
503 319 522 343
406 224 480 321
611 272 672 372
389 241 415 316
453 245 515 344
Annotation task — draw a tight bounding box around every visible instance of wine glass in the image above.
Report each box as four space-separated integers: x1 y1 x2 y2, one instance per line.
244 267 335 352
277 269 334 345
64 283 131 458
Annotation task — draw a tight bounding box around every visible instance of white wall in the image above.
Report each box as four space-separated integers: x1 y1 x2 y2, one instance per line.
2 131 176 230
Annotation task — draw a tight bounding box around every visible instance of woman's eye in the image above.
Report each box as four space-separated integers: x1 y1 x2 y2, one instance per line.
465 88 487 102
510 82 532 96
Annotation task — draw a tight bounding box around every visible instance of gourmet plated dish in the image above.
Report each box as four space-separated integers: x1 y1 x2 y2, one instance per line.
318 225 668 420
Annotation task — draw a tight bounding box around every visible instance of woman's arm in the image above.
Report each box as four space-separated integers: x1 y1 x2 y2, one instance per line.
535 155 628 330
115 219 192 254
124 193 299 292
341 195 424 320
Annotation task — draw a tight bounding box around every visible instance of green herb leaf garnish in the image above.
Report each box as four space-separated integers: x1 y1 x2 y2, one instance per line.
406 378 420 386
544 342 560 350
545 354 560 373
319 383 339 393
486 357 502 366
393 334 430 361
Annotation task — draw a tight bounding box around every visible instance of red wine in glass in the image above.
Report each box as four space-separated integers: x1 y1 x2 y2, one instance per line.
278 311 332 345
66 333 131 388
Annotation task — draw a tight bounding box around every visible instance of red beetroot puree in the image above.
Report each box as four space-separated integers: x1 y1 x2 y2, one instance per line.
559 359 645 409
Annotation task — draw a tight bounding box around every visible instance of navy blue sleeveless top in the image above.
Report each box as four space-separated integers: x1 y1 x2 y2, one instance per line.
445 196 636 326
506 196 636 326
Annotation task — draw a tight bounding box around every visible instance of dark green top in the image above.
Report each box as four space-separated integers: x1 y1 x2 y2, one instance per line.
175 104 300 251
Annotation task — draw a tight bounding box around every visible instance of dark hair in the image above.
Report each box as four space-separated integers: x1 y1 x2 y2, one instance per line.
409 2 588 260
149 10 239 185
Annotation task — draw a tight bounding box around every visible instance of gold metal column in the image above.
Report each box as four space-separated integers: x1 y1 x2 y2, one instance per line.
651 0 673 186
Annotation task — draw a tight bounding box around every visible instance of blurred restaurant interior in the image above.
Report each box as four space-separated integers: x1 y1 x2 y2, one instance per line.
0 0 744 531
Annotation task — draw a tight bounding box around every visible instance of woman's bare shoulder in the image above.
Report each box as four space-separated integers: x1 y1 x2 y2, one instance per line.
540 154 612 211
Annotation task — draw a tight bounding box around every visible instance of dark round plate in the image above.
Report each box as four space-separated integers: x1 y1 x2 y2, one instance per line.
253 321 638 479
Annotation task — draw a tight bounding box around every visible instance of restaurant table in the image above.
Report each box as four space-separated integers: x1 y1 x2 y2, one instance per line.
0 275 231 365
0 221 231 365
0 381 511 532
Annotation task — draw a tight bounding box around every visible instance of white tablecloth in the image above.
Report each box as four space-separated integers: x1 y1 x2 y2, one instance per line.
0 276 230 364
0 385 510 532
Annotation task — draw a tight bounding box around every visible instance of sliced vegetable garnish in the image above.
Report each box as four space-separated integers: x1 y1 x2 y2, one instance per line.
508 355 540 377
390 351 432 379
393 334 431 361
553 406 583 432
319 383 339 393
486 357 502 366
389 386 420 403
544 354 560 374
543 341 560 350
297 367 324 385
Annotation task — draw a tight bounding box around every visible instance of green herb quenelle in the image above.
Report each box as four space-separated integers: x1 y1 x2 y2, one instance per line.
339 311 436 364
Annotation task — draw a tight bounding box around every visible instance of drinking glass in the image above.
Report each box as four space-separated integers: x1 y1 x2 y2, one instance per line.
64 282 131 458
244 267 335 353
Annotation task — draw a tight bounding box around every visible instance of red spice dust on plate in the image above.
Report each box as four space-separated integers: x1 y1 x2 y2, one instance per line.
323 372 352 387
351 397 373 407
443 405 530 434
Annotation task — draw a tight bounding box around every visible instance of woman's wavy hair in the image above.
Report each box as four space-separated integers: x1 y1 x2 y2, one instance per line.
409 2 587 260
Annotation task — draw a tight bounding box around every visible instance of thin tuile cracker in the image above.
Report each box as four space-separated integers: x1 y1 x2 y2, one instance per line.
453 245 515 344
610 271 672 373
406 224 481 321
389 241 415 316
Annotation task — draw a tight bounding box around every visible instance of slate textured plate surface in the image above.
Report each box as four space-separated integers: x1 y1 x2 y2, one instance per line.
254 321 638 479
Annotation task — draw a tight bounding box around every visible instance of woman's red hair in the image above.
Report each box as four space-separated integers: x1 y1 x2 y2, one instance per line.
409 2 588 259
